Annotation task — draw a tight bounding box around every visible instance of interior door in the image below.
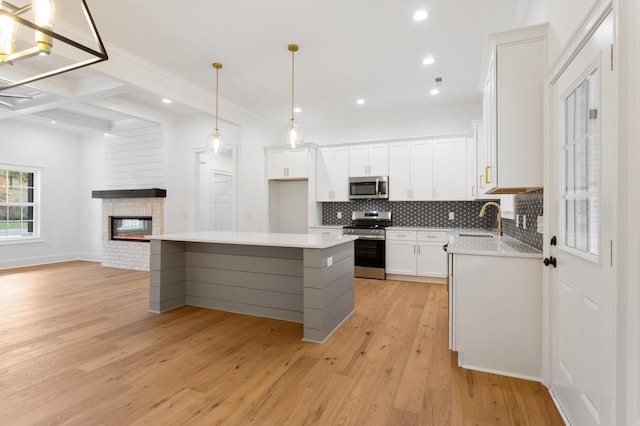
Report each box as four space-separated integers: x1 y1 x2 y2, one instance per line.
549 12 616 426
210 172 233 231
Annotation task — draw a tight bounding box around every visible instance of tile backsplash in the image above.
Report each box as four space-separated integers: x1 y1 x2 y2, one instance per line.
322 189 543 251
502 189 543 250
323 200 497 228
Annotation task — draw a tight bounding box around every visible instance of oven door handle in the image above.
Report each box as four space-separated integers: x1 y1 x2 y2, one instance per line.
355 235 385 241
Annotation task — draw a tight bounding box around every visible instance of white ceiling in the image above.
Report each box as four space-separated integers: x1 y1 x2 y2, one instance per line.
0 0 527 134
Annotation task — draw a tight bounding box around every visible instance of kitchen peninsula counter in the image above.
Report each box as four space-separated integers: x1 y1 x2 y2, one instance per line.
148 231 357 343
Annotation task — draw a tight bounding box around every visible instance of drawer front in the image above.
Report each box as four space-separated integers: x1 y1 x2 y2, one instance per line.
417 231 447 242
386 230 418 241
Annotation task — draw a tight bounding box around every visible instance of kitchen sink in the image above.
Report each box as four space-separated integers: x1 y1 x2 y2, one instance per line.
458 232 494 238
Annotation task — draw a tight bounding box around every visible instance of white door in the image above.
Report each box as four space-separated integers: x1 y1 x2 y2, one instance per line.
211 172 233 231
549 13 616 426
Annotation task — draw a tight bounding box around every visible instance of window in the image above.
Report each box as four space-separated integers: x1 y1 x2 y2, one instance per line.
562 68 599 257
0 166 40 241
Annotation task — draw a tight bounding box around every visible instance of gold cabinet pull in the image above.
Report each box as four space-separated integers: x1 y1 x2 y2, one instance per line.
485 165 491 184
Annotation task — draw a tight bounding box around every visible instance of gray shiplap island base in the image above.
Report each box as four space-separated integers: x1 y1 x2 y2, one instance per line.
148 231 358 343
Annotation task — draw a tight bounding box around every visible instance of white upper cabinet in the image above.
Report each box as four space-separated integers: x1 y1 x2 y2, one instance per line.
349 143 389 177
433 138 467 200
389 140 433 201
266 147 309 180
316 146 349 201
481 24 547 193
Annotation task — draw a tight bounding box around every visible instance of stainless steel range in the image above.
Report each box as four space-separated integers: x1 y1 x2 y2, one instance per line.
343 211 392 280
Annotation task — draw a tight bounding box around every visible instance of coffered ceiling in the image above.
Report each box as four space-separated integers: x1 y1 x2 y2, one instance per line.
0 0 529 134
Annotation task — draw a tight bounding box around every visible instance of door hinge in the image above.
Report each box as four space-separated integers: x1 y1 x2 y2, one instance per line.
611 44 614 71
610 240 613 267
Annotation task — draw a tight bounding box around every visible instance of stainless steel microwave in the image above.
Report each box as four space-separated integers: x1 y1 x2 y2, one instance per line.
349 176 389 200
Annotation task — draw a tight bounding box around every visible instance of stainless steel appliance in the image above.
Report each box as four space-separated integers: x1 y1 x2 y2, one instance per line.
343 211 392 280
348 176 389 200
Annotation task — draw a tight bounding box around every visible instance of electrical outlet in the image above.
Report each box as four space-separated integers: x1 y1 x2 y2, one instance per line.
537 216 544 234
327 256 333 267
337 212 342 219
516 215 520 227
448 212 455 220
523 215 527 230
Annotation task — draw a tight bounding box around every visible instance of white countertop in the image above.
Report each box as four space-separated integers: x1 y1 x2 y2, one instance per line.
446 230 542 258
149 231 358 249
387 226 453 232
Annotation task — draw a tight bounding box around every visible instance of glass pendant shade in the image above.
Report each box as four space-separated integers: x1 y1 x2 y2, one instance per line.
208 62 224 154
32 0 56 54
286 44 302 148
207 131 224 154
289 119 303 148
0 2 17 59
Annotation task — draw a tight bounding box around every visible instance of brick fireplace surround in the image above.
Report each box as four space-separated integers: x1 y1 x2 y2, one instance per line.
92 189 166 271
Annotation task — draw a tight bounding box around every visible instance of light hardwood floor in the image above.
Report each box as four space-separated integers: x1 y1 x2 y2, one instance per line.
0 261 563 425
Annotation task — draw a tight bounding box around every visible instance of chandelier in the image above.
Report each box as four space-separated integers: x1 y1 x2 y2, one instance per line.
0 0 108 92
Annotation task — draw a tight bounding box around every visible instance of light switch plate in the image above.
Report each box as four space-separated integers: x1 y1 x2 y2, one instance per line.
523 215 527 229
327 256 333 267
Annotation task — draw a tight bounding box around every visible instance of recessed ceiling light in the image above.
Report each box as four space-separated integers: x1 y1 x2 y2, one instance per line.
413 10 428 21
50 120 56 124
356 99 366 105
422 56 435 65
162 98 172 104
430 88 440 95
294 107 302 113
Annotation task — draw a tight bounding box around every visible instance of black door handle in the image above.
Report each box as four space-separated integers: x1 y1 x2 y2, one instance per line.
543 256 557 268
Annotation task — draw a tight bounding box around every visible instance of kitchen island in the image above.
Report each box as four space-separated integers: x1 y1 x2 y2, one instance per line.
148 231 358 343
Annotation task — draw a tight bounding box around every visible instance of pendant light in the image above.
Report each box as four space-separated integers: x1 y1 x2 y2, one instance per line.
0 0 108 91
287 43 302 148
207 62 224 154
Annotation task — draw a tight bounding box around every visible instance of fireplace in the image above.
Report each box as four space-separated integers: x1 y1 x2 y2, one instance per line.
110 216 152 242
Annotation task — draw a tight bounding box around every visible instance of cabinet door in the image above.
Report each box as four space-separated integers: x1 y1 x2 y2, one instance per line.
411 140 434 200
266 150 287 179
433 138 467 200
483 57 498 192
417 243 448 277
286 148 308 178
332 147 350 201
368 143 389 176
466 136 477 200
385 240 417 275
316 148 333 201
349 145 370 177
389 143 411 200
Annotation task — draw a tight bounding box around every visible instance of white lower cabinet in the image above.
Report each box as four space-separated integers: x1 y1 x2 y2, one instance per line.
451 253 542 380
386 230 448 281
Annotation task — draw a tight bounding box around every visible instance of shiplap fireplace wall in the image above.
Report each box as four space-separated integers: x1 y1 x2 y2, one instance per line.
92 189 166 271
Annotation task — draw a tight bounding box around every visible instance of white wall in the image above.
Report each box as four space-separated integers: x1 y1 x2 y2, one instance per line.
520 0 599 65
169 113 279 234
78 132 105 262
0 121 84 268
306 103 480 145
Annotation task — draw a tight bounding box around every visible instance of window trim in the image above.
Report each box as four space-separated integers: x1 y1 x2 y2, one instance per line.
0 164 42 243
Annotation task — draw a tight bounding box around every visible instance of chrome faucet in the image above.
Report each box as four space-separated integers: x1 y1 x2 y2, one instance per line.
479 201 503 236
